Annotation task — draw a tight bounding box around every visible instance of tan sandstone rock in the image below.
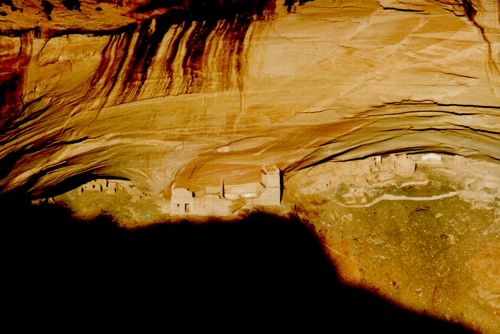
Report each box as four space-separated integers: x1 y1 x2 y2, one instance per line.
1 0 499 331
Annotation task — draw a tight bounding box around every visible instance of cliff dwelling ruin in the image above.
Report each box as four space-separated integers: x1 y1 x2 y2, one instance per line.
1 0 499 331
171 165 281 215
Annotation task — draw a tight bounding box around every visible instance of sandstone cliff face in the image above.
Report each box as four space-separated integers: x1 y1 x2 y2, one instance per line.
0 0 276 196
1 0 500 196
1 0 499 331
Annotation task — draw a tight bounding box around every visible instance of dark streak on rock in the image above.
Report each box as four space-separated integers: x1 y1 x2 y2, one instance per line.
461 0 477 21
462 0 500 77
231 18 253 91
120 17 176 101
1 0 277 132
379 6 426 13
163 23 191 95
183 20 218 93
0 74 22 128
71 26 134 112
97 0 276 103
0 31 34 131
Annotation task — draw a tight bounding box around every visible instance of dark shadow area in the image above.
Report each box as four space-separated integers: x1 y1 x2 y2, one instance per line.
135 0 275 20
30 174 130 199
1 197 472 332
0 150 22 187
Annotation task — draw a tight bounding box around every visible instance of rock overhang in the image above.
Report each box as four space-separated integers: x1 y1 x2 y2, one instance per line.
1 0 499 199
1 0 500 331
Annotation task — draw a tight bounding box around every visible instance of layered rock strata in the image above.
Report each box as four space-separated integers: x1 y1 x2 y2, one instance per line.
1 0 500 331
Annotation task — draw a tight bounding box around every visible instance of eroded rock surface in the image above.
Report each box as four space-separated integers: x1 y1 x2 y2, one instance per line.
1 0 500 331
285 153 500 332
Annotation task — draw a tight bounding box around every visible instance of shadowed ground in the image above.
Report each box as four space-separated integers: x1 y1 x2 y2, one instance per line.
2 198 472 332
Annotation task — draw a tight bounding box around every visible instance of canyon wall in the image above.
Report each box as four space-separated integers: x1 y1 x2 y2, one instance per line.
1 0 499 331
1 0 499 197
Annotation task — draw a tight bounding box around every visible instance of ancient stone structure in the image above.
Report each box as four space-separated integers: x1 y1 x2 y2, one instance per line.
1 0 499 331
171 165 281 215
